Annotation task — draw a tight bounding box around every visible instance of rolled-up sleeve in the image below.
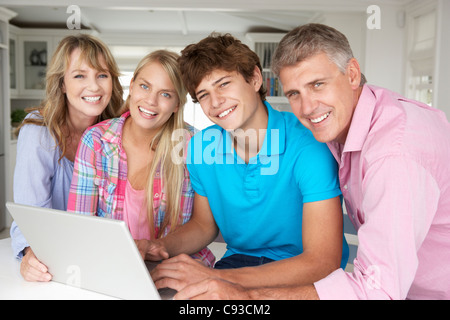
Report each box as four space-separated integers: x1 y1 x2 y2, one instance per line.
11 123 56 259
315 156 440 300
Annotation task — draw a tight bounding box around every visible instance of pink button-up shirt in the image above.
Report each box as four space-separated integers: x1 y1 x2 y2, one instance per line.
314 85 450 299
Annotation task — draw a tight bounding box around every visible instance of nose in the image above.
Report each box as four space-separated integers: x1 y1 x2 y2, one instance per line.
144 90 158 106
87 75 100 92
299 93 318 117
210 91 225 109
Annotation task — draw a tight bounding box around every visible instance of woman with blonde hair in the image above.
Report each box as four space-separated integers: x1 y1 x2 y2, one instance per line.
11 34 123 281
67 50 215 267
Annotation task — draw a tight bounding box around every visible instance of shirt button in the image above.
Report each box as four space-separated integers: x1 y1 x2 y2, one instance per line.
343 185 348 190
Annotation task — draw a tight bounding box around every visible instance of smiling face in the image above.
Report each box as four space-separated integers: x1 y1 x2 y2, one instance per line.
195 68 266 131
63 48 112 122
279 52 362 144
128 61 179 133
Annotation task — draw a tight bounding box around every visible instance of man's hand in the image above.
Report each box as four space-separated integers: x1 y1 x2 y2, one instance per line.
175 278 251 300
151 253 217 292
175 278 319 300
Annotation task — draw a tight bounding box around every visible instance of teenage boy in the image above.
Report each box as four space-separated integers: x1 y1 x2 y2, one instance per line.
175 24 450 300
143 33 349 293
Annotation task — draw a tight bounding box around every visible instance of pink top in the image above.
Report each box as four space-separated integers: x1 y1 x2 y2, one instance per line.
68 112 215 267
123 180 151 241
314 85 450 300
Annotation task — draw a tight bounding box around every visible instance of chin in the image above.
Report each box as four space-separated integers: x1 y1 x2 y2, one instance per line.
313 132 335 143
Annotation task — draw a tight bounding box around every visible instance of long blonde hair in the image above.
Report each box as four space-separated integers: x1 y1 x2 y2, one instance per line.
120 50 188 239
18 34 123 160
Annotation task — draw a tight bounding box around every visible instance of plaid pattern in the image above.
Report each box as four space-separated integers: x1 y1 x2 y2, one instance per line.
68 112 215 266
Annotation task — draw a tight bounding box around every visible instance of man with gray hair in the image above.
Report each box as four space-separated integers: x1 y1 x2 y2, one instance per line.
174 23 450 300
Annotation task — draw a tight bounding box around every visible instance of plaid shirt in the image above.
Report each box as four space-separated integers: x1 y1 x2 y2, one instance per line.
67 112 215 266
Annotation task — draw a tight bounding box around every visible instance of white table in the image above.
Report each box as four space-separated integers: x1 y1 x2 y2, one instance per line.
0 238 117 299
0 238 227 300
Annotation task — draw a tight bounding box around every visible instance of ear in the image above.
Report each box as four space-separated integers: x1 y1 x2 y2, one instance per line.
347 58 362 89
251 66 263 92
128 77 135 96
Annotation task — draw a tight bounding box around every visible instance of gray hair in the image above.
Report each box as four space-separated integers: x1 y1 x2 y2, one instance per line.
272 23 366 85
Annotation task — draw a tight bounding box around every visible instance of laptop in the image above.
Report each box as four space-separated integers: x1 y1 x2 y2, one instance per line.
6 202 175 300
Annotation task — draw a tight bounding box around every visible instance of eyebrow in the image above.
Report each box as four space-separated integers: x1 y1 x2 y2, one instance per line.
195 75 231 97
71 69 87 74
306 76 328 86
284 76 330 95
71 68 109 74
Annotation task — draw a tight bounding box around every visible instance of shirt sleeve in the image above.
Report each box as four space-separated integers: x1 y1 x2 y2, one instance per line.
314 155 440 300
10 221 29 260
11 123 58 259
294 140 342 203
179 131 195 222
186 134 206 197
67 130 99 215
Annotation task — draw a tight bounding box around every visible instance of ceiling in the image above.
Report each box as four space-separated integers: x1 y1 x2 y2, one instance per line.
1 0 413 36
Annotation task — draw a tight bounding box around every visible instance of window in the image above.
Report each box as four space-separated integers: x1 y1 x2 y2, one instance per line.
183 97 214 130
410 75 433 106
406 8 436 106
119 71 133 99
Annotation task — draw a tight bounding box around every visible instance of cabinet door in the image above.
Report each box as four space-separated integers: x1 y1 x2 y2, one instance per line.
18 36 53 98
9 35 18 97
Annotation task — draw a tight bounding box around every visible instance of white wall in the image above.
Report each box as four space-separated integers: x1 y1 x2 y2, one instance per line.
320 7 406 96
320 12 367 73
364 4 406 95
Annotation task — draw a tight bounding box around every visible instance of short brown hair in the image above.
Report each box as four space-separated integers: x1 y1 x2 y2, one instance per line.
179 33 266 103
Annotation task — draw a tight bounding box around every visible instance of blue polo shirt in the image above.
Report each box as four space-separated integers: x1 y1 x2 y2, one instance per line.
187 102 348 268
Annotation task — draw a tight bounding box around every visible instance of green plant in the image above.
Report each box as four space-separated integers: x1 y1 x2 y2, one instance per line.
11 109 28 124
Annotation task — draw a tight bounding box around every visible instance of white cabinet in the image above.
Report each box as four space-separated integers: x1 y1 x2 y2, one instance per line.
9 28 93 100
0 7 17 229
9 26 56 99
9 34 17 97
17 35 53 99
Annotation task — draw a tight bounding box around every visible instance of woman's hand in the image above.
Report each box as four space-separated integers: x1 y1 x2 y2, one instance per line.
20 247 52 282
134 239 170 261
